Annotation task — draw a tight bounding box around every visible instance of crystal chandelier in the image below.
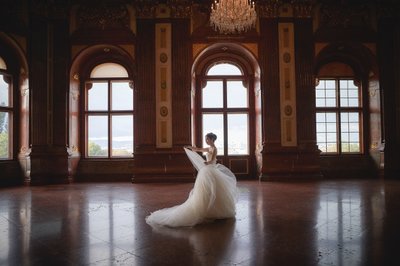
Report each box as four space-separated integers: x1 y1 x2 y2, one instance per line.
210 0 257 34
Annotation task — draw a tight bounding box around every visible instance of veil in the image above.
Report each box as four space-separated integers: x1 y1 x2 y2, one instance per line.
184 147 205 171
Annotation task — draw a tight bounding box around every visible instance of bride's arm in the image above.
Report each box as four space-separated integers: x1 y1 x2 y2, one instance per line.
185 146 209 153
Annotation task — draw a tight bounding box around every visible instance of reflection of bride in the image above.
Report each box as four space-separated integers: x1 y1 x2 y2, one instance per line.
150 219 236 265
146 133 238 227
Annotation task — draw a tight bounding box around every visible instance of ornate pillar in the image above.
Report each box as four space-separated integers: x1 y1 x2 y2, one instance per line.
28 2 70 185
258 1 321 180
258 2 282 179
292 2 321 176
378 6 400 179
132 2 193 182
171 4 192 150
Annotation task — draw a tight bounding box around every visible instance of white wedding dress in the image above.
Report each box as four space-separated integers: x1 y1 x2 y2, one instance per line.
145 147 237 227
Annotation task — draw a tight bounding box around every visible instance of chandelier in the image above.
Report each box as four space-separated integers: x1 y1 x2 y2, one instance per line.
210 0 257 34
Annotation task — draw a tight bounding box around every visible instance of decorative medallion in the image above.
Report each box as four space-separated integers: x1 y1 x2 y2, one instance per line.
160 106 168 117
71 90 80 101
284 105 293 116
20 88 29 97
160 53 168 63
283 52 291 63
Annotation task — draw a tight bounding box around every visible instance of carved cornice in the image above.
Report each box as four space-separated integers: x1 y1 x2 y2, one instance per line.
29 0 69 19
292 0 313 18
77 3 130 29
257 0 314 18
169 0 192 18
319 3 373 29
257 0 280 18
134 1 192 19
134 1 156 19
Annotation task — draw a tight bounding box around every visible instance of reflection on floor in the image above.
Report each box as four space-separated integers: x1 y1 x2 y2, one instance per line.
0 179 399 265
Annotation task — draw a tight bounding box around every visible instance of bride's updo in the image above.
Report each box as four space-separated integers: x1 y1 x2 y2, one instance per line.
206 132 217 142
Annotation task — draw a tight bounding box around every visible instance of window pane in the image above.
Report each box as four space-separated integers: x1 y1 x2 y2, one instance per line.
341 143 350 152
341 132 349 142
317 133 326 143
348 112 359 122
0 73 11 107
207 63 242 75
88 115 108 157
202 81 223 108
90 63 129 78
202 114 224 155
326 98 336 107
326 89 336 98
340 98 348 107
340 79 359 107
327 143 337 153
111 81 133 111
228 114 248 155
316 112 337 153
316 113 326 123
350 143 360 152
227 81 247 108
316 89 325 98
316 80 338 107
0 112 10 158
111 115 133 157
325 80 336 88
316 123 326 133
350 133 359 142
316 99 325 107
326 122 336 132
340 112 360 153
326 113 336 122
88 82 108 111
327 133 336 142
348 99 359 107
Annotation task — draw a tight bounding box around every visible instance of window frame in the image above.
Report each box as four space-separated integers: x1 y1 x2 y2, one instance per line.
316 77 364 155
0 69 14 160
84 77 134 159
199 62 251 156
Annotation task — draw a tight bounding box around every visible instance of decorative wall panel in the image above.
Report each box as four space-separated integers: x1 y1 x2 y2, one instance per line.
155 23 172 147
279 23 297 146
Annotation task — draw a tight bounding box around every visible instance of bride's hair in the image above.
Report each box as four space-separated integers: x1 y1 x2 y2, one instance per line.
206 132 217 142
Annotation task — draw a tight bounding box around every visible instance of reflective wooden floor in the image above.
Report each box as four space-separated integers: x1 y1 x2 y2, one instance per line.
1 179 399 266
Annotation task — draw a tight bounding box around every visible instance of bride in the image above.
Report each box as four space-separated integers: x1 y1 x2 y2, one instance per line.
145 132 238 227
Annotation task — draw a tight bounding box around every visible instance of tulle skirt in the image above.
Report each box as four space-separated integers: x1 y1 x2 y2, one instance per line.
145 164 237 227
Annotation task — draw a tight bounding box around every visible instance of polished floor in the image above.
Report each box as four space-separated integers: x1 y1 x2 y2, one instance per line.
0 179 399 266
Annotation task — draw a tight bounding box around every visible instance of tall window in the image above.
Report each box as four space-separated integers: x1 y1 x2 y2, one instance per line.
201 63 249 155
0 56 12 159
316 79 362 154
85 63 134 158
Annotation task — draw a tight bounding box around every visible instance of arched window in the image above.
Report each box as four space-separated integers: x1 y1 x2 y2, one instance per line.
0 56 13 159
316 78 362 154
193 43 260 179
201 63 249 156
84 63 134 158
